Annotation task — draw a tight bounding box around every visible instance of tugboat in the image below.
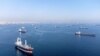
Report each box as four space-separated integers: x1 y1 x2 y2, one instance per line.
75 31 95 37
15 37 33 54
18 27 27 33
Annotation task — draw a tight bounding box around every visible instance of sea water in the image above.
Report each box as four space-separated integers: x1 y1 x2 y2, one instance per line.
0 24 100 56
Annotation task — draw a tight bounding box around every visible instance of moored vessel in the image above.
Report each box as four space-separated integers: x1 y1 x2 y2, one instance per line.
15 37 33 54
75 31 95 37
18 27 27 33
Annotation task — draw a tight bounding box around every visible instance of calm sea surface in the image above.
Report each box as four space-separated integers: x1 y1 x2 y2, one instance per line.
0 24 100 56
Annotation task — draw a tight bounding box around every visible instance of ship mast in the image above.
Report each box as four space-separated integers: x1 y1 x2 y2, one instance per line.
19 32 22 38
25 40 27 46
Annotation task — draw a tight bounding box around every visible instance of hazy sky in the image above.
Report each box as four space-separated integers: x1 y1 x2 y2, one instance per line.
0 0 100 23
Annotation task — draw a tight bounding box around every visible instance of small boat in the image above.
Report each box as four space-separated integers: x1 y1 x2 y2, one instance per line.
15 37 33 54
18 27 27 33
75 31 95 37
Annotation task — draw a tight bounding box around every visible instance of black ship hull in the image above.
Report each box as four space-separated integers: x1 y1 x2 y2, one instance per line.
75 33 95 37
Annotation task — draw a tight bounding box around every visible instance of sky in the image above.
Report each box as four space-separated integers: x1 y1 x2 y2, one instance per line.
0 0 100 24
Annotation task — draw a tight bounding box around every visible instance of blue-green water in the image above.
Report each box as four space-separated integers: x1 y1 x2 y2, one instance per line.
0 24 100 56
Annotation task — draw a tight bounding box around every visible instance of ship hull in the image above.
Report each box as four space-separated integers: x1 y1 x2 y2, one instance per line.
19 31 26 33
75 33 95 37
15 45 33 54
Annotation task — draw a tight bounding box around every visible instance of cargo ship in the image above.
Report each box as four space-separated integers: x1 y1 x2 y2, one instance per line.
75 31 95 37
15 37 33 54
79 27 88 29
18 27 27 33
